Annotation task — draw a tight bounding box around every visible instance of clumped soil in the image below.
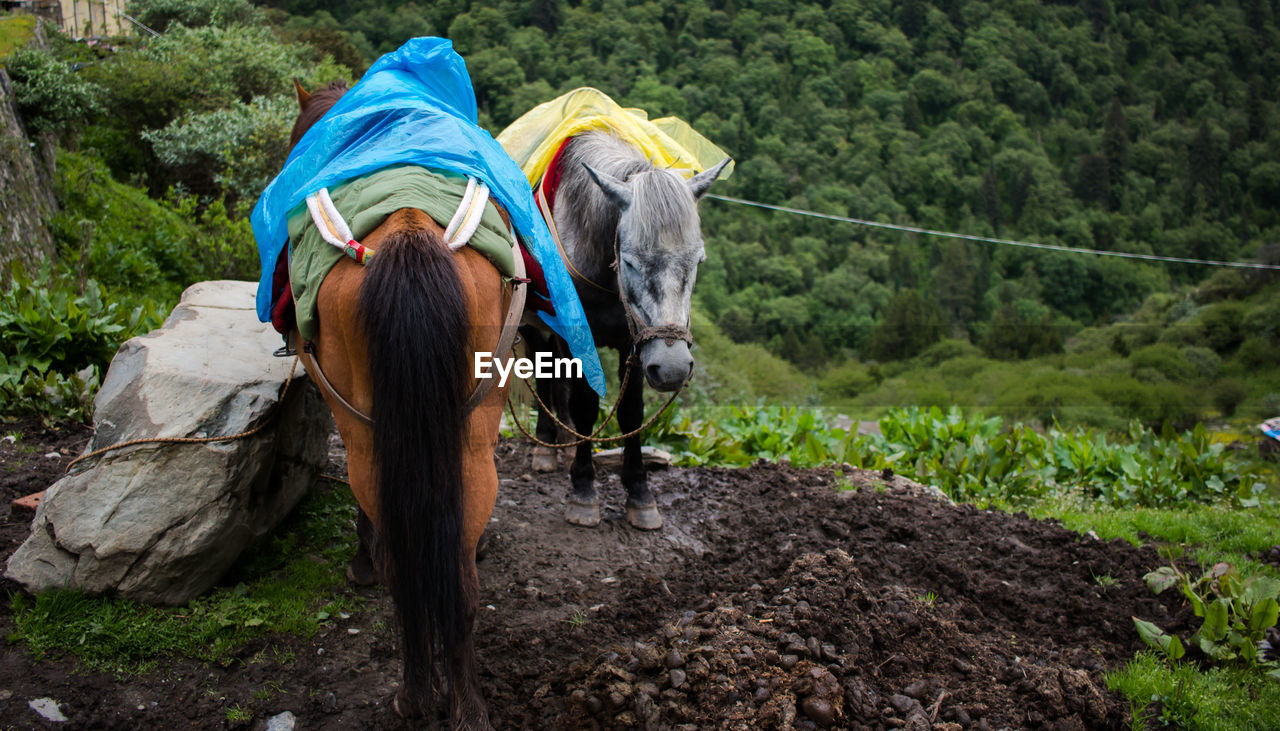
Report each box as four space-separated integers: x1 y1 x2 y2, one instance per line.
0 426 1195 729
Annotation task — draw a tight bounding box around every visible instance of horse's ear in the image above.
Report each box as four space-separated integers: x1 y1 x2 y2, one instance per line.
293 78 311 108
583 164 631 209
688 158 731 200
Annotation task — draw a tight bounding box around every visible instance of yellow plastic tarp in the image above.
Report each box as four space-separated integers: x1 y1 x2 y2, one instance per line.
496 87 734 186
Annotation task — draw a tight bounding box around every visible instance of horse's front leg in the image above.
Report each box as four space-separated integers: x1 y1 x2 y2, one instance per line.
619 355 662 530
564 377 601 527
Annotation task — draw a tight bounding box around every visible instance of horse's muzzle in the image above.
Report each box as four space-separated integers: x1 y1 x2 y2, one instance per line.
639 340 693 392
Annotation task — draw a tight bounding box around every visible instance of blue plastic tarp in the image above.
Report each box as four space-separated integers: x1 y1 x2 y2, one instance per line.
251 37 605 396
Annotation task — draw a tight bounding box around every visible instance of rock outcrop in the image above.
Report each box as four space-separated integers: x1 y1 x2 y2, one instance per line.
0 34 58 278
5 281 332 605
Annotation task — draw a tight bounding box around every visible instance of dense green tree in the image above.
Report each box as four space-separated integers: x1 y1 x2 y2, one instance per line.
867 290 943 361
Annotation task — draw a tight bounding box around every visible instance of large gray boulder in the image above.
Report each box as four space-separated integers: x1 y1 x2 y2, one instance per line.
5 281 332 605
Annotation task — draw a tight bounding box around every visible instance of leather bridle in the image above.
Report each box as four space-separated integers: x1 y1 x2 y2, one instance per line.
610 230 693 351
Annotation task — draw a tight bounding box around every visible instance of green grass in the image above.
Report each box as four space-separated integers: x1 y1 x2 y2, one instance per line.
1107 651 1280 730
0 15 36 60
1024 498 1280 577
1001 494 1280 729
8 481 361 674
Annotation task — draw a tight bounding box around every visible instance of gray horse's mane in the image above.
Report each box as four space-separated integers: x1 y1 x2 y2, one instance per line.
554 131 699 277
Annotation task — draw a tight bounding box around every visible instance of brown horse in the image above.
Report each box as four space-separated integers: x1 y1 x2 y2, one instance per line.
288 81 511 729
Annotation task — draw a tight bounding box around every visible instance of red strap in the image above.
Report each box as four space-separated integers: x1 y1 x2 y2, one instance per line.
537 137 573 216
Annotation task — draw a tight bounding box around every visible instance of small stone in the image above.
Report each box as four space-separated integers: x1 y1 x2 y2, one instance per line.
806 636 822 659
801 697 836 727
889 694 922 714
0 690 12 700
636 682 660 698
820 643 839 662
28 698 67 722
635 642 661 670
321 692 338 713
903 679 929 700
265 711 296 731
520 473 532 481
952 658 973 674
669 669 687 688
586 695 604 714
665 649 685 668
44 452 61 460
954 707 971 724
347 628 360 635
780 654 799 670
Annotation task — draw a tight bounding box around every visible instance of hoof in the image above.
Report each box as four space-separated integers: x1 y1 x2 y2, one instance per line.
626 501 663 531
345 554 378 587
531 446 559 472
564 499 601 527
392 688 421 719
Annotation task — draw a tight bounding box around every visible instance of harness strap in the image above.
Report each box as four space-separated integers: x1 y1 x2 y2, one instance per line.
307 188 373 264
464 229 527 410
297 334 372 426
536 179 615 294
299 227 528 424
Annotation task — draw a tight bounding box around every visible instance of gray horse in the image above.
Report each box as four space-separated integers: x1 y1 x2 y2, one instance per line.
523 130 730 530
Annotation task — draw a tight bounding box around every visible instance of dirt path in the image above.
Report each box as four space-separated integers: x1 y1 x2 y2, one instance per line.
0 426 1191 729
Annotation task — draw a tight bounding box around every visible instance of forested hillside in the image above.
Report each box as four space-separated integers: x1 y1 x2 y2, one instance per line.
4 0 1280 426
258 0 1280 358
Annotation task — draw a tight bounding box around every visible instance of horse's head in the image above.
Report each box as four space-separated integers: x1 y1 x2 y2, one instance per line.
290 78 348 148
583 157 731 391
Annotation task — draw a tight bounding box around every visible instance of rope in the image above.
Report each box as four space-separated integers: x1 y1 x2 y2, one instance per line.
64 358 301 476
705 193 1280 271
506 353 686 449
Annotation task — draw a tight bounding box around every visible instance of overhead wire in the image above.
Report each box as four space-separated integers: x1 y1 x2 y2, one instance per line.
704 193 1280 271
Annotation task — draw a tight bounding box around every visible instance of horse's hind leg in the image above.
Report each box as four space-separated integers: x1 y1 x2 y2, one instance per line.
346 507 380 586
564 377 601 527
447 394 503 731
520 326 560 473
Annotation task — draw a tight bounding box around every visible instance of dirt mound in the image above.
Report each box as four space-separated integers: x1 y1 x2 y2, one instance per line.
0 432 1191 729
484 447 1189 730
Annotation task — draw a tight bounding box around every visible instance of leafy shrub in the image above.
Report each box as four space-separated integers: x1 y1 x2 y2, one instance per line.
48 151 257 303
1130 344 1197 382
1199 303 1246 354
1242 302 1280 344
1260 393 1280 419
0 266 158 423
915 338 982 366
143 94 295 205
1236 337 1279 370
819 361 876 399
1211 379 1248 417
652 405 1267 508
125 0 261 33
1182 346 1222 378
1137 550 1280 678
4 47 103 135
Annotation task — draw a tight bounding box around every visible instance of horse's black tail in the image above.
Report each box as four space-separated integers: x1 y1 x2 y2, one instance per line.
359 219 470 710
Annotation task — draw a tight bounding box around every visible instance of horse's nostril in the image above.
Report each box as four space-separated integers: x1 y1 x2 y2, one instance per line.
645 363 662 383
